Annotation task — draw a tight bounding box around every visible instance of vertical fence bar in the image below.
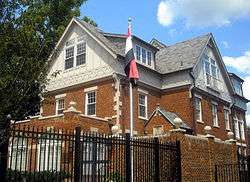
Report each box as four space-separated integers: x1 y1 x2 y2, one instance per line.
125 133 131 182
74 127 81 182
215 165 218 182
153 137 160 182
176 141 182 182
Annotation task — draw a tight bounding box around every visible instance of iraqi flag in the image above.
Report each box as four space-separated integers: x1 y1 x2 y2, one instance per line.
124 19 139 86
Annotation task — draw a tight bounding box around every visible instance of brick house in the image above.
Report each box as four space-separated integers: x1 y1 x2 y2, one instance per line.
16 17 249 155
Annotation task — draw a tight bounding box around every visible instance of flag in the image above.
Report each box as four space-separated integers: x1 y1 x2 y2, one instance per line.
124 18 139 86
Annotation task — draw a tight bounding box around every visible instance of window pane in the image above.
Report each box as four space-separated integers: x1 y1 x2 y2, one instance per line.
77 43 85 54
136 46 141 61
205 61 210 73
147 51 152 66
57 99 64 114
76 54 86 66
87 104 96 115
66 47 74 59
139 105 145 117
65 57 74 69
195 97 201 121
142 48 146 64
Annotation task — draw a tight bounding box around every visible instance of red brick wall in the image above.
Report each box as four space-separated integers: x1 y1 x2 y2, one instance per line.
42 80 115 120
120 84 161 135
195 93 229 140
16 111 111 134
145 114 173 134
160 88 194 129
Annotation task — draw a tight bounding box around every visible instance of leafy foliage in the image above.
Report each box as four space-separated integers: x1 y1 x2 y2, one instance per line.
103 171 125 182
0 0 96 125
6 169 71 182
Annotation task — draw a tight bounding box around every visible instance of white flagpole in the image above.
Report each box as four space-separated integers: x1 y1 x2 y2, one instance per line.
129 81 134 182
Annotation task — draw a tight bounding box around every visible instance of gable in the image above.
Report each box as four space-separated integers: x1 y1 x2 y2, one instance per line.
193 38 233 103
46 21 117 92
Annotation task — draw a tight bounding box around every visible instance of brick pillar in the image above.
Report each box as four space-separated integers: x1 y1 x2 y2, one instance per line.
204 126 215 182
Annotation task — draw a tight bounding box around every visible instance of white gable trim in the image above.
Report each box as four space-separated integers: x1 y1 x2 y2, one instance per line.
74 19 117 59
47 18 117 64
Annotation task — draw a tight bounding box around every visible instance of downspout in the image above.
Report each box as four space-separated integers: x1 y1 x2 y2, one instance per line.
189 71 197 135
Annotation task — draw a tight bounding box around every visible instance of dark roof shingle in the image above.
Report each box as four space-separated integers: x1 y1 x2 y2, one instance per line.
155 34 210 74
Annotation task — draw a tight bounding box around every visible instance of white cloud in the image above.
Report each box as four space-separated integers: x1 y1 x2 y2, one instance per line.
157 1 174 26
157 0 250 27
243 76 250 126
222 41 230 49
223 51 250 73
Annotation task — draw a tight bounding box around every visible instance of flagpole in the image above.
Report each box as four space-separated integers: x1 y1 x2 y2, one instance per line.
129 81 134 182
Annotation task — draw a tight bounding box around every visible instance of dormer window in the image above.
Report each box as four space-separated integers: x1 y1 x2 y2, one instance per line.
135 45 154 68
234 81 243 96
203 55 220 90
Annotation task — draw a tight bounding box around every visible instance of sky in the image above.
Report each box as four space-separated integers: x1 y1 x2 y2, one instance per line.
81 0 250 125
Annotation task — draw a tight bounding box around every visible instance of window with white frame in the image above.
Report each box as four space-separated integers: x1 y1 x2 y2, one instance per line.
239 115 245 140
136 45 141 61
147 51 152 66
153 125 164 136
138 93 147 119
212 103 219 127
204 55 220 89
65 47 74 69
37 135 61 171
135 45 153 67
234 115 240 139
76 43 86 66
234 81 243 96
56 98 65 115
141 48 146 64
65 37 86 70
9 137 28 171
194 97 202 122
224 109 230 130
86 91 96 116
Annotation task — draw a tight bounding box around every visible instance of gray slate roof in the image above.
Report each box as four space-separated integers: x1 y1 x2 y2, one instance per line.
155 34 210 74
76 18 124 56
76 18 210 75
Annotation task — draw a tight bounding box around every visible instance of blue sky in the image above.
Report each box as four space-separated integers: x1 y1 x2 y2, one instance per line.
81 0 250 124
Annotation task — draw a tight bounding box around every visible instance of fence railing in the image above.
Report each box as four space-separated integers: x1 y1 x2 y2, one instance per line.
215 162 249 182
3 125 181 182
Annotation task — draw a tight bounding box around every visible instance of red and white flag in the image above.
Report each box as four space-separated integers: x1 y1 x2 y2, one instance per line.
124 18 139 85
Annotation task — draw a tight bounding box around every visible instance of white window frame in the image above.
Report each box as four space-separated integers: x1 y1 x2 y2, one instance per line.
65 46 74 70
203 54 220 90
239 116 245 141
55 97 65 115
37 135 61 171
85 91 96 116
76 42 86 66
135 44 154 68
224 108 230 130
136 45 141 61
194 95 202 122
153 125 164 136
234 115 240 139
212 102 219 127
138 92 148 119
65 37 86 70
234 81 243 96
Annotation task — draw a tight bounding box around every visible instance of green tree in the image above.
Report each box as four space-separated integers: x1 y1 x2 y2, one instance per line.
0 0 96 125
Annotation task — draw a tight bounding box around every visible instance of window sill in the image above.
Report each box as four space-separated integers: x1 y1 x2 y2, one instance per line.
226 128 231 132
139 116 148 120
207 85 220 93
197 120 204 124
213 125 220 128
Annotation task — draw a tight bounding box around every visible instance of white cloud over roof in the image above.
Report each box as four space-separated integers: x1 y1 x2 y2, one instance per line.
157 0 250 27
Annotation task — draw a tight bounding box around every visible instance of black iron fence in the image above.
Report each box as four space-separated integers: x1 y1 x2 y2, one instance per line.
215 156 250 182
1 126 181 182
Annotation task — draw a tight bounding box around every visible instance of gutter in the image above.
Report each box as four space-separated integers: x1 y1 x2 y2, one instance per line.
189 71 197 135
